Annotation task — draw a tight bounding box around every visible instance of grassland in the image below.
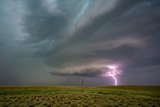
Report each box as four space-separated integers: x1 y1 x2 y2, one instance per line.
0 86 160 107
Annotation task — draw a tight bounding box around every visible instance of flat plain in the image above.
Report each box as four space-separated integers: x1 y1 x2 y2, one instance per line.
0 86 160 107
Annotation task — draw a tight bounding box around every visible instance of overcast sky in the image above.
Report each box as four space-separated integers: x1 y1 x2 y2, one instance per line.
0 0 160 86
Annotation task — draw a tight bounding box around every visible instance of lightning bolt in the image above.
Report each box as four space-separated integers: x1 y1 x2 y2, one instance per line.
105 65 122 86
107 72 117 86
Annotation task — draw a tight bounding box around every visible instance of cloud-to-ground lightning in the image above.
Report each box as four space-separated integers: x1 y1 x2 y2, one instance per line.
105 65 122 86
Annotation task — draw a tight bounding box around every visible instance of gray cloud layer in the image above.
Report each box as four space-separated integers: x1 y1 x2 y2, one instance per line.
0 0 160 85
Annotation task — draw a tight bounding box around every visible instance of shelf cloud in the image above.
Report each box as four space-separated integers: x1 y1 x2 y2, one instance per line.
0 0 160 85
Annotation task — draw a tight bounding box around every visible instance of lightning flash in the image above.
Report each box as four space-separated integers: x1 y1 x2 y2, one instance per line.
105 65 122 86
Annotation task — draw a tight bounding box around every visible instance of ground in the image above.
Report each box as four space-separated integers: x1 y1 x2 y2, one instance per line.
0 86 160 107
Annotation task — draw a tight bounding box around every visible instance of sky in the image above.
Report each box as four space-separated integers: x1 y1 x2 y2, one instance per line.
0 0 160 86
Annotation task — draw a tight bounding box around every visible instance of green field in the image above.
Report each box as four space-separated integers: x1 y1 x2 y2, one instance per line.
0 86 160 107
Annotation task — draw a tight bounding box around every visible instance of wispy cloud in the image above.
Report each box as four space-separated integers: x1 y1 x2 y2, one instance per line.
0 0 160 85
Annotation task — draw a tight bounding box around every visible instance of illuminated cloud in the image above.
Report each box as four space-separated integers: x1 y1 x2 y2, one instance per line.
0 0 160 85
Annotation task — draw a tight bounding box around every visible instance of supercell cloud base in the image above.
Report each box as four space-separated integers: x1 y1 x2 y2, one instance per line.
0 0 160 85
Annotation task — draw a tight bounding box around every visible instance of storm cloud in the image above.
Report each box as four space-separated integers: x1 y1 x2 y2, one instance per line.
0 0 160 85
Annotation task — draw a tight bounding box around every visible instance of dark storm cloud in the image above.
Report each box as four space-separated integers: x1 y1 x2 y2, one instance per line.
46 0 160 70
49 67 105 77
0 0 160 85
24 0 67 42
